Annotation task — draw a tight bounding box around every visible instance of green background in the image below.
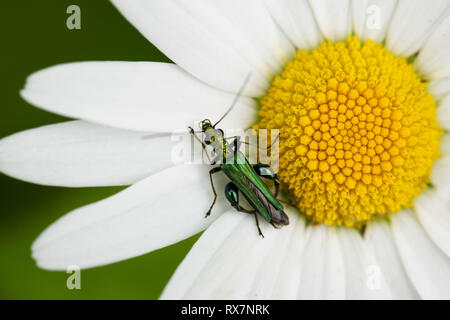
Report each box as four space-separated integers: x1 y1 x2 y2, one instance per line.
0 0 199 299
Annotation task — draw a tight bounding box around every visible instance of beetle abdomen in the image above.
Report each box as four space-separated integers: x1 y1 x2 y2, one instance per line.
244 177 289 228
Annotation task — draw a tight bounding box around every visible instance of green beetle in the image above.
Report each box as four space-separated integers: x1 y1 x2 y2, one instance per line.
189 119 289 237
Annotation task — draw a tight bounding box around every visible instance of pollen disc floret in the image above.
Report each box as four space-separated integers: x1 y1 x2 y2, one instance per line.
255 36 442 227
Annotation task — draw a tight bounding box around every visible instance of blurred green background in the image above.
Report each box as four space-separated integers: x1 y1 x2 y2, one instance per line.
0 0 199 299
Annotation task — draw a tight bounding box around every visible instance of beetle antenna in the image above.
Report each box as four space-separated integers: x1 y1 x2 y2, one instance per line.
213 72 251 128
229 132 280 151
265 132 280 151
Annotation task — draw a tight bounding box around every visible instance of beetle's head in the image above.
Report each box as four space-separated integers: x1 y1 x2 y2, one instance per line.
199 119 224 145
200 119 213 131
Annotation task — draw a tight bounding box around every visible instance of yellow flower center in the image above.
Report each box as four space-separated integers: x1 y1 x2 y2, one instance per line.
255 36 442 227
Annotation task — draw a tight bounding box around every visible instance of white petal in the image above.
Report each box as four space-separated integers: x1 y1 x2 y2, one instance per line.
339 228 392 299
436 95 450 130
440 134 450 156
248 210 306 299
430 155 450 195
386 0 450 57
391 210 450 299
161 208 305 300
32 164 229 270
112 0 295 97
297 225 346 299
0 121 180 187
428 78 450 101
351 0 398 43
269 212 306 299
365 221 419 299
264 0 323 50
415 190 450 258
308 0 352 42
416 14 450 80
21 62 257 132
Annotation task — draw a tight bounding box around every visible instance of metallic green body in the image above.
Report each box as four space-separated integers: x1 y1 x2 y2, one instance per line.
220 151 283 222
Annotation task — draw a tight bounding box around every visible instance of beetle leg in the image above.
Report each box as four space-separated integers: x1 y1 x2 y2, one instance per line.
225 182 251 212
224 134 279 150
253 163 280 197
250 211 264 238
223 136 242 162
232 136 241 154
225 182 264 238
225 133 279 151
205 167 221 218
189 126 213 164
189 126 207 149
224 136 241 150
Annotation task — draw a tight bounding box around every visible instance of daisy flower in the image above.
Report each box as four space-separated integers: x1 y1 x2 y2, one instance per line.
1 0 450 299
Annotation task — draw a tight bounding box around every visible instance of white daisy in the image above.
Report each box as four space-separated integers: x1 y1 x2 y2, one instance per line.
1 0 450 299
